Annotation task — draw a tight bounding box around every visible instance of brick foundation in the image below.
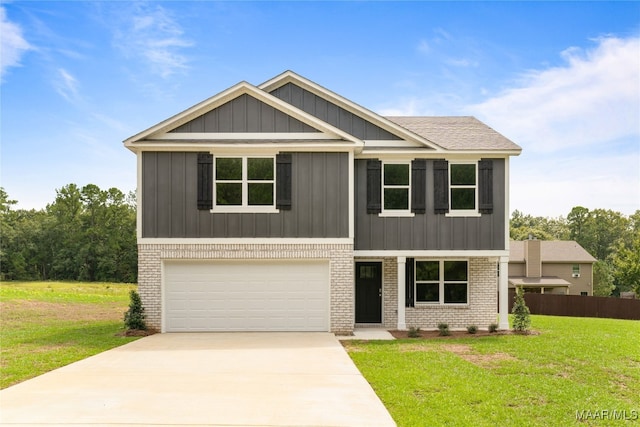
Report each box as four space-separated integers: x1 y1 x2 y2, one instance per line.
138 243 354 334
376 256 498 330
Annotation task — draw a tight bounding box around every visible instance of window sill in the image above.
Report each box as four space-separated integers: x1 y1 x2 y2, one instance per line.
414 303 470 308
379 211 415 218
445 211 481 218
210 207 280 214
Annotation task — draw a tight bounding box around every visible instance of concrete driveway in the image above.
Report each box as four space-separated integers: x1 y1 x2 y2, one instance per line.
0 332 395 426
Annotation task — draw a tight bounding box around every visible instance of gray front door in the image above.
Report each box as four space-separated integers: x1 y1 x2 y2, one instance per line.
355 262 382 323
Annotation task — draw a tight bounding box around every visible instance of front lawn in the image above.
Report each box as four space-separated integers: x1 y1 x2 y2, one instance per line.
0 281 142 389
344 316 640 426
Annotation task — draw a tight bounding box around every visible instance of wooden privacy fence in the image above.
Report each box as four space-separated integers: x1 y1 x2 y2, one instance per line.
508 293 640 320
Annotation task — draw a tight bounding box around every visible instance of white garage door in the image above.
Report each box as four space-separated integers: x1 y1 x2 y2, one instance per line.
164 260 329 332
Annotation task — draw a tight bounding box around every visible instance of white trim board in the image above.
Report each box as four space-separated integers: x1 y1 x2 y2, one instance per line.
138 238 354 245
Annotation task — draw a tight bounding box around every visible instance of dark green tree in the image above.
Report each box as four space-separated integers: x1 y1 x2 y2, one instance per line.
593 260 615 297
512 287 531 332
124 290 146 330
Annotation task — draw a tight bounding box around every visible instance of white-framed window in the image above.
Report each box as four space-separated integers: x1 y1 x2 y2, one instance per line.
213 156 276 212
572 264 580 277
449 162 477 213
382 162 410 213
415 260 468 304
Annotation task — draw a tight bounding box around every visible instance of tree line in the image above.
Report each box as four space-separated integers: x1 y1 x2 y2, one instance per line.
1 185 137 283
1 184 639 296
511 207 640 297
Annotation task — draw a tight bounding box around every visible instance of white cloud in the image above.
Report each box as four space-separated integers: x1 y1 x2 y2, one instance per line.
467 35 640 216
54 68 80 102
0 6 32 81
511 150 640 217
469 35 640 154
112 3 193 79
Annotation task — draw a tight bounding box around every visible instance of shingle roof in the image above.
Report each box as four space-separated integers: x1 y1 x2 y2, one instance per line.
509 240 597 263
385 116 521 151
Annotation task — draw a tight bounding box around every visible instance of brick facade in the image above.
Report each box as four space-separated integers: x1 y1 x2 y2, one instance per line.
138 242 354 334
376 256 498 330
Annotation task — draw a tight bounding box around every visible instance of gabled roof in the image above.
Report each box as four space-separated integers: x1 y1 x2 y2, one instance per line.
386 117 521 152
124 80 363 151
509 240 597 263
259 70 445 151
124 70 521 156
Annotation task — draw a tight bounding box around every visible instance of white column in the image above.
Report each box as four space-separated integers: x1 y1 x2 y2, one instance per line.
498 256 509 330
397 256 407 330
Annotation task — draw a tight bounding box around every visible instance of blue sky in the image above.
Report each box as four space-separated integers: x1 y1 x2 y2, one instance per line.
2 1 639 217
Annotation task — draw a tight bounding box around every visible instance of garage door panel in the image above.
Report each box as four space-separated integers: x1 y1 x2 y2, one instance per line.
164 260 329 332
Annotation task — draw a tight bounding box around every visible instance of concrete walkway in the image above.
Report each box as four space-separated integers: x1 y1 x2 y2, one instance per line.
0 333 395 426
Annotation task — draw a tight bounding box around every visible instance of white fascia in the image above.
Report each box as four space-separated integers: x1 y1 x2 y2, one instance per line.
354 250 509 258
138 238 354 245
130 143 358 155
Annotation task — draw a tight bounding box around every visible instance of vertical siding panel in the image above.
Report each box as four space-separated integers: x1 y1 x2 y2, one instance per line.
254 213 270 237
232 95 247 131
217 102 232 132
339 153 349 236
303 90 315 116
227 214 241 237
339 109 352 135
240 213 255 237
260 102 275 132
245 95 260 132
327 103 339 129
156 153 172 237
383 218 398 250
354 160 369 250
142 153 157 238
352 115 365 139
274 110 288 132
170 153 186 236
412 215 425 250
311 153 325 237
203 109 218 132
315 96 328 121
213 214 227 237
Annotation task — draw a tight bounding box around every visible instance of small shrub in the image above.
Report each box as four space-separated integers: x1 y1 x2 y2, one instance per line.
512 287 531 333
467 325 478 334
437 322 450 336
488 323 499 333
407 327 421 338
124 290 146 331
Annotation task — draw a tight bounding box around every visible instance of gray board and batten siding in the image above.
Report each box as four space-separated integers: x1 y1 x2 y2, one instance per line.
141 152 349 238
354 158 506 251
170 94 319 133
269 83 402 141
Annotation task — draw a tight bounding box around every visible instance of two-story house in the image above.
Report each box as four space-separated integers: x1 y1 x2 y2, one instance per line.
509 239 597 296
124 71 522 334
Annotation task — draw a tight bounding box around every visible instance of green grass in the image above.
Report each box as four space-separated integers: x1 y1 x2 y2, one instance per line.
0 281 142 389
345 316 640 426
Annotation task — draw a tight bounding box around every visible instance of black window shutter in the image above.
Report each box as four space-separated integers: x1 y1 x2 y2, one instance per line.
197 153 213 210
411 159 426 214
433 159 449 214
367 159 382 214
405 258 415 307
479 159 493 214
276 153 292 210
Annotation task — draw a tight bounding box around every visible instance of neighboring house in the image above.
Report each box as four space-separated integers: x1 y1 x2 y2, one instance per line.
508 239 597 296
124 71 522 334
